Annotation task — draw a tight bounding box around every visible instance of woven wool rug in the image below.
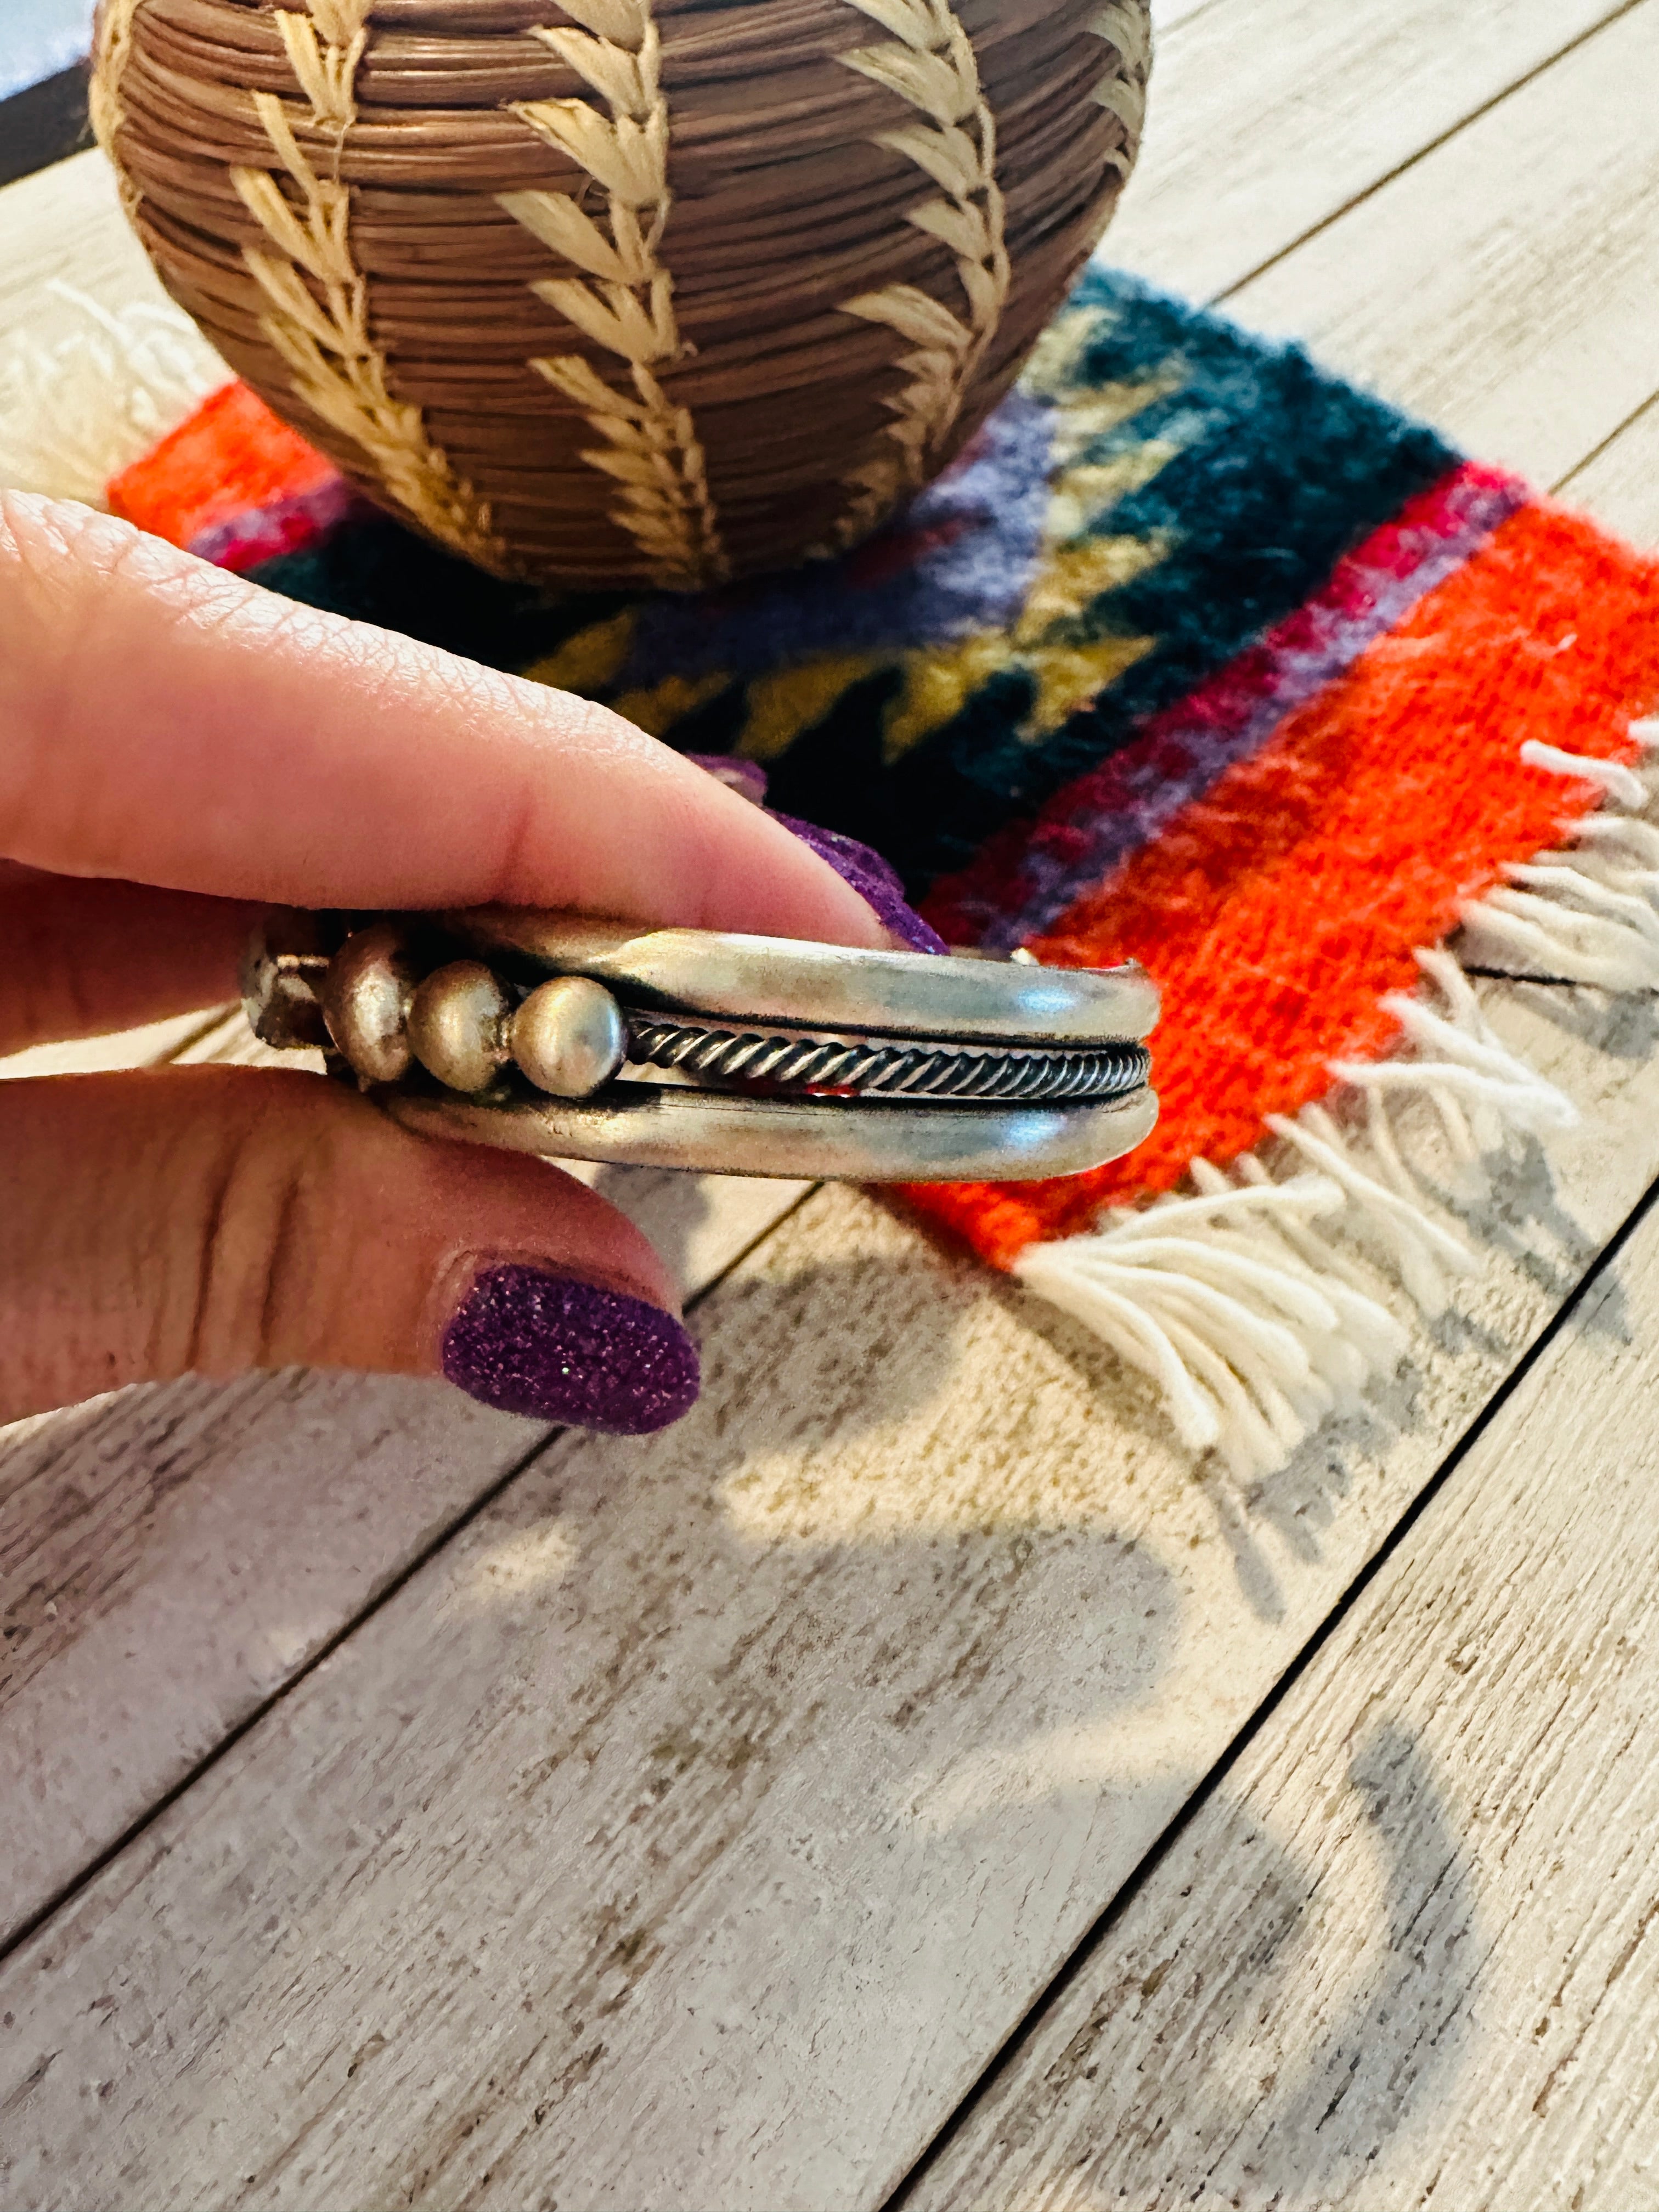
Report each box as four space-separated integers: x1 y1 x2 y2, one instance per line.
9 264 1659 1478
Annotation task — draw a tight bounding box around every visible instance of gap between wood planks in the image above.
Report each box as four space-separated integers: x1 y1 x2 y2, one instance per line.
1196 0 1653 311
1560 386 1659 522
0 1174 820 1972
878 1165 1659 2211
870 12 1659 2172
3 1 1659 2185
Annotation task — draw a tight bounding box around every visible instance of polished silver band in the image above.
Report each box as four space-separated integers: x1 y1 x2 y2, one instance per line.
242 906 1160 1182
384 1082 1160 1184
445 907 1161 1043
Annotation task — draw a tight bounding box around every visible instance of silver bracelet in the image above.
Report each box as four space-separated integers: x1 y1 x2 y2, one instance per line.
241 907 1159 1182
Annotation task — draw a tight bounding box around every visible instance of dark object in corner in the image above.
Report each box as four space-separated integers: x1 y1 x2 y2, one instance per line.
0 64 92 190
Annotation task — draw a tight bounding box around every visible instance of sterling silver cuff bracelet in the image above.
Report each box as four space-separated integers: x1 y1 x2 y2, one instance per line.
241 907 1160 1182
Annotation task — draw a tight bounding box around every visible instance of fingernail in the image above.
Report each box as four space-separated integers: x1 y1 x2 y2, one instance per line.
685 752 769 805
772 811 948 955
685 754 944 953
441 1264 700 1435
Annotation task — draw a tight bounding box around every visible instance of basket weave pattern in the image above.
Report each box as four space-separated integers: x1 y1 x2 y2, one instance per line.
92 0 1150 588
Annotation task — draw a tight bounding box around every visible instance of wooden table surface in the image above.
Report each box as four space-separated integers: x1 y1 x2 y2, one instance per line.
4 3 1659 2204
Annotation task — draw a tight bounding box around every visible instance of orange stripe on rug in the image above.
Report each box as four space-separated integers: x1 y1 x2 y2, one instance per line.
905 499 1659 1268
107 380 335 550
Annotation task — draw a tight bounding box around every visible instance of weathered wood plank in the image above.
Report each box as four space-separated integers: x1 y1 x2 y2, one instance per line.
1560 396 1659 550
0 995 811 1946
901 1178 1659 2212
1148 0 1217 31
5 10 1659 2199
0 119 812 1949
0 996 806 1951
1109 0 1630 306
3 967 1659 2207
0 146 166 357
1228 0 1659 488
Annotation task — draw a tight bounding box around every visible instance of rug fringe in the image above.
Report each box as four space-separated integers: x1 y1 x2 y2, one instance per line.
1016 1172 1409 1477
1014 724 1656 1480
0 286 227 506
1458 725 1659 988
4 294 1651 1483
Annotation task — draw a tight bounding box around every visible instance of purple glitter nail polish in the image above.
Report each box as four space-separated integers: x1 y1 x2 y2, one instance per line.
442 1265 700 1435
772 812 949 956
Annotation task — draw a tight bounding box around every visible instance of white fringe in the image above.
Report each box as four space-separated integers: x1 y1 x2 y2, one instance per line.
1459 721 1659 988
1015 725 1657 1480
1018 1174 1409 1477
4 290 1652 1485
0 287 228 507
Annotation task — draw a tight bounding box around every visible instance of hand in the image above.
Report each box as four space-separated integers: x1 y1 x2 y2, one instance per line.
0 493 906 1435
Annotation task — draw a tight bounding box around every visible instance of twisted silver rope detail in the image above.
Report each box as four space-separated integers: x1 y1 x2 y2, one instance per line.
625 1019 1150 1102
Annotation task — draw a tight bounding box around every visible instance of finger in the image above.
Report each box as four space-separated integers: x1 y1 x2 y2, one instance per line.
0 493 888 946
0 1065 699 1434
0 874 254 1055
0 831 940 1060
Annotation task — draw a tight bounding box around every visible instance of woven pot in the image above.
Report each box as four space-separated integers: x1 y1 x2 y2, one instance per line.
91 0 1150 590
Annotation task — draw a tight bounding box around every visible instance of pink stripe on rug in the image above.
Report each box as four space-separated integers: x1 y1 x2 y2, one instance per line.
924 461 1526 950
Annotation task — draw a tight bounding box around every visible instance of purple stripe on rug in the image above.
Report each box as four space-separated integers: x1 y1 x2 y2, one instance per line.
188 475 372 573
608 388 1060 690
936 461 1528 953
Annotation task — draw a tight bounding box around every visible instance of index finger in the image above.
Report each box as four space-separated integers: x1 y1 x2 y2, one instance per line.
0 494 889 948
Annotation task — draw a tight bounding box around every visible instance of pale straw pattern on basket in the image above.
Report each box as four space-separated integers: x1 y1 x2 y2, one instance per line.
88 0 1148 588
501 0 727 591
88 0 146 222
1089 0 1150 182
227 4 503 566
823 0 1011 550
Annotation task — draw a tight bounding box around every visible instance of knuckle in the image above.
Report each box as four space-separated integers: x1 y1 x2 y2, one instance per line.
0 493 297 872
182 1103 346 1375
0 499 176 860
0 902 102 1053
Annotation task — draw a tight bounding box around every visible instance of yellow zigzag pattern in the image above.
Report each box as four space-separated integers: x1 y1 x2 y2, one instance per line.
526 306 1188 765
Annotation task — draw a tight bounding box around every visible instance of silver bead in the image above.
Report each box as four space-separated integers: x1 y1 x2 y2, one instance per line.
407 961 512 1093
322 922 417 1085
510 976 627 1099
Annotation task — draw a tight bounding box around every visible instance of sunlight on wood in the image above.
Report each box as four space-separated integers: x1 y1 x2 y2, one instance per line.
4 3 1659 2199
441 1518 580 1612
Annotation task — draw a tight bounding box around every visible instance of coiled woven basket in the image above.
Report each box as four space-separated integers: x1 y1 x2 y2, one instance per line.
91 0 1150 590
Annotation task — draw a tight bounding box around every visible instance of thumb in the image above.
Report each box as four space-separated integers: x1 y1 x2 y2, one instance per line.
0 1066 699 1434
